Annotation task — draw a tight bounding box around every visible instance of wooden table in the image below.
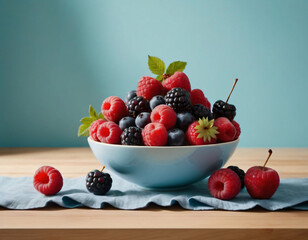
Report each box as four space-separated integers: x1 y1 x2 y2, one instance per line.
0 148 307 240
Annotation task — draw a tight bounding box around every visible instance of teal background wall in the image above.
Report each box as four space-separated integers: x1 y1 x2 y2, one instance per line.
1 0 308 147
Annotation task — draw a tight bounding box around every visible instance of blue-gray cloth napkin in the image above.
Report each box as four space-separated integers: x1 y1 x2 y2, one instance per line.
0 173 307 210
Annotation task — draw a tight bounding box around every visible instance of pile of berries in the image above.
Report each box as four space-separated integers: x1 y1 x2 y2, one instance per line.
88 65 241 146
208 150 280 200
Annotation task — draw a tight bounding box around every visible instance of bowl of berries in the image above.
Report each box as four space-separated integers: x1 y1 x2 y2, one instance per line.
79 56 241 189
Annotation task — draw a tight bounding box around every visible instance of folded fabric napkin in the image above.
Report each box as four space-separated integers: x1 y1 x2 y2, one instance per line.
0 173 307 210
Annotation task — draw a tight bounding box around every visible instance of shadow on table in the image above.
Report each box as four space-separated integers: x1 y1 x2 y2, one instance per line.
0 148 90 156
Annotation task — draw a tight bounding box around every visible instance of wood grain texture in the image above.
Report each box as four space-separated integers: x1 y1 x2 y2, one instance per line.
0 148 307 239
1 229 308 240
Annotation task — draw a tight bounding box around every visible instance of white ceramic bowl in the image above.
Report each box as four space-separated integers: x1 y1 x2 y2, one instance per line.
88 137 239 189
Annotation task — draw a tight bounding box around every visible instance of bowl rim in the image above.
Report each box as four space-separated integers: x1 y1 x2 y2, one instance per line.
88 137 239 149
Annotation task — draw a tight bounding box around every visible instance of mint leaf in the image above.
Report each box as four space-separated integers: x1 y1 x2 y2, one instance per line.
89 105 98 119
166 61 187 76
148 56 165 76
80 117 93 125
156 75 163 82
78 105 105 137
98 112 105 120
78 124 90 137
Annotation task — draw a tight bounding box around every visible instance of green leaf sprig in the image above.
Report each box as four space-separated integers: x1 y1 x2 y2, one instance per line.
78 105 105 137
148 55 187 82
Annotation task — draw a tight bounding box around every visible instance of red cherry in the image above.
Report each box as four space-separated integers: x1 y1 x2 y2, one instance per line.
244 149 280 199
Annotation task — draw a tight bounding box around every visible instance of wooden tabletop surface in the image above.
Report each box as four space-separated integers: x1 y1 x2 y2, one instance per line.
0 148 307 240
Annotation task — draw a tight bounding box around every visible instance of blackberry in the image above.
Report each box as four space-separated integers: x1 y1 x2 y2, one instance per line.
86 169 112 195
212 100 236 121
120 126 143 145
126 96 150 118
192 104 213 120
165 88 191 113
227 166 245 189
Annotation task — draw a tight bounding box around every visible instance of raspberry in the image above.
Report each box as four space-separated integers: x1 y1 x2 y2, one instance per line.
142 123 168 146
190 89 211 110
163 72 191 93
232 120 241 140
97 121 122 144
165 88 191 113
126 96 150 118
213 117 236 142
121 126 143 145
33 166 63 196
186 120 217 145
227 166 245 189
101 96 128 122
86 169 112 195
89 119 106 141
137 76 163 100
208 168 241 200
151 105 177 130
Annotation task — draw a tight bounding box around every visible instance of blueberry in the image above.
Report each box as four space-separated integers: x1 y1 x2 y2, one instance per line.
125 90 137 103
135 112 151 129
176 112 194 131
119 116 136 130
149 95 165 110
167 128 185 146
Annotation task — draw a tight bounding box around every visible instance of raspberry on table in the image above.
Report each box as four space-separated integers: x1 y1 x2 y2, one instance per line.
227 166 245 189
126 96 150 118
121 126 143 145
33 166 63 196
142 122 168 146
208 168 241 200
89 119 106 141
213 117 236 142
191 104 213 121
137 76 163 100
86 169 112 195
186 118 218 145
212 100 236 122
163 72 191 93
165 87 191 113
150 105 177 130
101 96 128 122
190 89 211 110
232 120 241 139
97 121 122 144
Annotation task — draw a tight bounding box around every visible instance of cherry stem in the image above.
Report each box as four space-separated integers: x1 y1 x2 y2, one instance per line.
100 166 105 172
226 78 238 103
262 149 273 171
